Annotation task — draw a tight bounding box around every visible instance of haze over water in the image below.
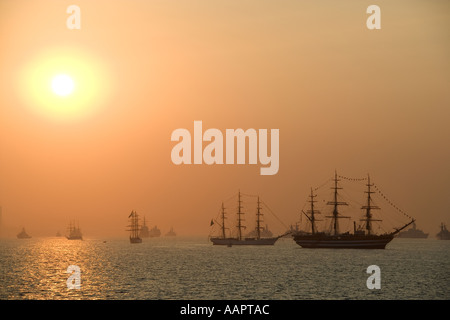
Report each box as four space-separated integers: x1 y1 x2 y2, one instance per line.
1 0 449 238
1 0 449 303
1 237 448 300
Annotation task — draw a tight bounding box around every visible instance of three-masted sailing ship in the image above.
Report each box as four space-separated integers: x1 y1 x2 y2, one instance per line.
66 221 83 240
127 210 142 243
292 172 414 249
210 191 283 246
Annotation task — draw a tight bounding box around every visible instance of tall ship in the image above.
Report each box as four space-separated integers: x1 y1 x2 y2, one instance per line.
436 223 450 240
396 222 428 239
66 221 83 240
210 191 285 246
127 210 142 243
165 227 177 237
127 210 142 244
17 227 31 239
292 172 414 249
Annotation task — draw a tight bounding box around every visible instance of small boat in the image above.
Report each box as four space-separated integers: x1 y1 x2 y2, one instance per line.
17 227 31 239
436 223 450 240
127 210 142 244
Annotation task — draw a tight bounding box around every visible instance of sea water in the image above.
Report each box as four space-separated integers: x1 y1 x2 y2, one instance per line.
0 237 448 300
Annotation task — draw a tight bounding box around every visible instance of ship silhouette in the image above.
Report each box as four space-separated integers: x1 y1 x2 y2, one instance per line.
139 216 150 238
66 221 82 240
396 222 428 238
127 210 142 244
148 225 161 237
17 227 31 239
210 191 288 246
436 223 450 240
165 227 176 237
292 172 414 249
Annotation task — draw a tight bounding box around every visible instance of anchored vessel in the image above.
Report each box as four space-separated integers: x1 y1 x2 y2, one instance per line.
139 216 150 238
292 172 414 249
66 222 83 240
165 227 177 237
127 210 142 244
138 217 161 238
17 227 31 239
246 224 273 238
210 191 286 245
396 222 428 239
436 223 450 240
148 225 161 237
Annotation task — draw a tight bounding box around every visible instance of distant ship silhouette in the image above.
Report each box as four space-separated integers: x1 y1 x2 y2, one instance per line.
17 227 31 239
139 216 161 238
127 210 142 244
165 227 176 237
148 226 161 237
210 191 288 246
436 223 450 240
66 221 83 240
396 222 428 238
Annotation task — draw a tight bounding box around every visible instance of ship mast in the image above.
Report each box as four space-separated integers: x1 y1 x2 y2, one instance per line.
132 211 136 238
221 202 227 239
360 175 381 235
256 196 263 240
237 191 245 240
326 171 349 235
129 210 140 239
307 188 321 234
134 212 138 238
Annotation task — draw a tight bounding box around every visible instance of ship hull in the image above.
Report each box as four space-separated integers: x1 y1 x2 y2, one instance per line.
210 237 278 246
396 233 428 239
66 236 83 240
129 237 142 244
292 234 394 249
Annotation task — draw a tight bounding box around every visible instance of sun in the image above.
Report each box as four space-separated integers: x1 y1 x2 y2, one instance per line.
17 46 113 121
51 74 74 96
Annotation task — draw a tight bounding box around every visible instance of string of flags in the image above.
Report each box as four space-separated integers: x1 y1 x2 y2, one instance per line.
338 175 368 182
372 184 412 219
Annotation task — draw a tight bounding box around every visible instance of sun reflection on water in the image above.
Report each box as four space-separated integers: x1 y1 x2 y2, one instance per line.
1 237 449 300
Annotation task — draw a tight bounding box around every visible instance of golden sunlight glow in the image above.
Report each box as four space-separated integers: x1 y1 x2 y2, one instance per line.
51 74 74 96
17 46 112 121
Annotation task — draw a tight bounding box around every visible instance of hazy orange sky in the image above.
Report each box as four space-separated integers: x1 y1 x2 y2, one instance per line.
0 0 449 238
